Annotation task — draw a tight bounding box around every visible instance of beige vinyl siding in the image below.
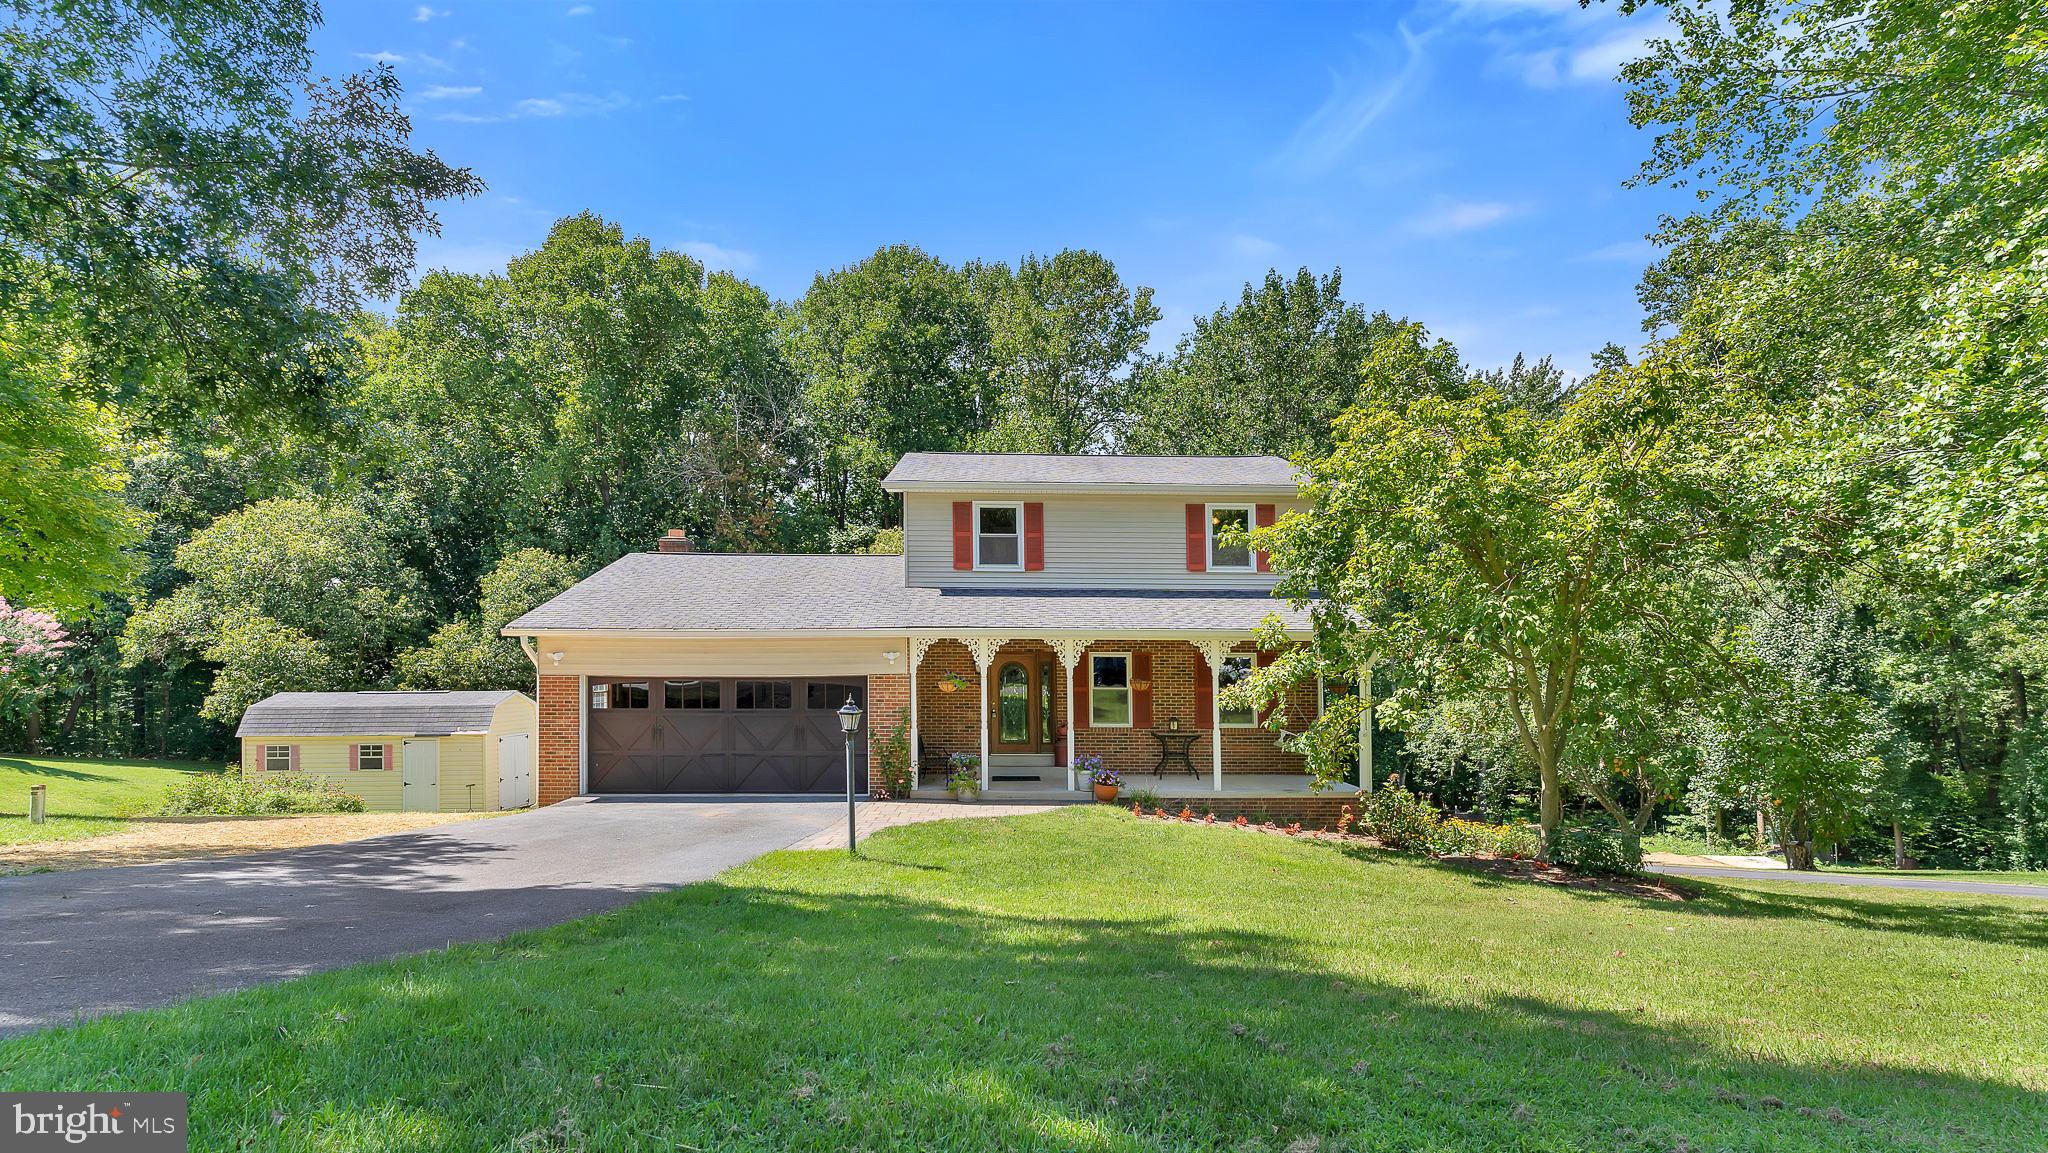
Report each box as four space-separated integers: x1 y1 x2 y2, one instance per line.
902 492 1307 590
242 736 406 811
433 736 487 812
531 636 904 678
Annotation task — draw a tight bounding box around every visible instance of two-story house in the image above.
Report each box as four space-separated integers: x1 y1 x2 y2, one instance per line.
504 452 1370 811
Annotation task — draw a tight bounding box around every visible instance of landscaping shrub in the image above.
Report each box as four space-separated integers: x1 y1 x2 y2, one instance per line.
154 765 365 816
870 708 914 799
1354 786 1443 851
1544 821 1643 874
1435 817 1541 860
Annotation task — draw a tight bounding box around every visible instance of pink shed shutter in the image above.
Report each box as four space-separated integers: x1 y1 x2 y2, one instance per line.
1185 504 1206 571
1023 502 1044 571
1255 503 1276 572
385 743 395 770
288 744 300 772
252 743 266 770
952 502 973 570
349 743 359 771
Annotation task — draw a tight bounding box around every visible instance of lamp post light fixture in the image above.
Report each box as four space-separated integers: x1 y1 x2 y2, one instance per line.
837 695 864 856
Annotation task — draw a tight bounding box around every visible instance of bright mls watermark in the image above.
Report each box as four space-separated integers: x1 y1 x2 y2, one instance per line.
5 1094 186 1150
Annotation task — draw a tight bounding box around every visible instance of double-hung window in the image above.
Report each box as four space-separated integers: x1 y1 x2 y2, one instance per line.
1207 504 1254 571
264 745 293 773
1090 653 1131 727
976 502 1023 570
356 743 386 771
1219 654 1256 726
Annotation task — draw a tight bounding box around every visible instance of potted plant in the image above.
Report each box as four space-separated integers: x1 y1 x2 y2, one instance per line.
946 752 981 802
1078 756 1118 803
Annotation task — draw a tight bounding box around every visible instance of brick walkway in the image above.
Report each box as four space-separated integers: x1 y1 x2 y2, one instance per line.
787 799 1077 851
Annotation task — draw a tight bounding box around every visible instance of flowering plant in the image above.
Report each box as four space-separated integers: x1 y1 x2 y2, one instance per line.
946 752 980 795
1073 753 1106 780
1088 767 1120 789
0 598 73 732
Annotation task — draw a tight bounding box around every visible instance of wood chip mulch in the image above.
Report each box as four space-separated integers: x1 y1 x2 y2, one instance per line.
1131 809 1692 901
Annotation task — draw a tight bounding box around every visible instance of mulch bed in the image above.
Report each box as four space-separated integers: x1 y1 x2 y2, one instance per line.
1129 806 1692 901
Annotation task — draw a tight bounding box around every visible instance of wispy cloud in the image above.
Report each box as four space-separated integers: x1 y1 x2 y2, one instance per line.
682 240 756 272
1268 23 1429 179
1230 234 1280 259
565 3 594 14
1452 0 1669 89
354 49 451 72
436 90 631 125
1404 199 1527 236
412 5 447 21
654 92 689 104
418 84 482 100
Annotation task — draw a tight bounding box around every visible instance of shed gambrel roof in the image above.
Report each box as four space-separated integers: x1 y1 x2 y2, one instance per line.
502 553 1311 636
237 691 525 738
882 452 1297 492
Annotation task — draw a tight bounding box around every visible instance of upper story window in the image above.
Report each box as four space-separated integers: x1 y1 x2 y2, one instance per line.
976 501 1023 570
1207 504 1254 571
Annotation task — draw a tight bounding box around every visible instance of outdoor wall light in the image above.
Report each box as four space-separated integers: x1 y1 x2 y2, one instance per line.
548 651 565 665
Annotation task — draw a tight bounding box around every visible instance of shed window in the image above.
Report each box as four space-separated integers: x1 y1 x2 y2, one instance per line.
1219 655 1256 727
736 681 792 710
665 680 719 709
1208 505 1254 571
976 502 1023 569
1090 654 1131 727
264 745 293 773
356 743 386 771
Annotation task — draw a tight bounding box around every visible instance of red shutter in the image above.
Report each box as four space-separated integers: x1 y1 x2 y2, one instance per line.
1023 502 1044 571
1193 652 1213 728
1072 657 1090 730
1132 651 1153 729
1185 504 1206 571
952 501 973 570
349 744 359 771
288 744 300 772
1255 503 1276 572
385 743 395 770
1256 651 1278 723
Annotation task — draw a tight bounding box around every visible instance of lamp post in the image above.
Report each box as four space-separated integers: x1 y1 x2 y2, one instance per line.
837 695 864 856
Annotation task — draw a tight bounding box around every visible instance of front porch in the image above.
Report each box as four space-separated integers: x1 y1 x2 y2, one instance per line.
900 634 1373 797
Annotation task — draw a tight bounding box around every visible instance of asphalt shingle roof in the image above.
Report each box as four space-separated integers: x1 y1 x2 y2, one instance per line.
882 452 1297 490
503 553 1310 635
237 691 524 738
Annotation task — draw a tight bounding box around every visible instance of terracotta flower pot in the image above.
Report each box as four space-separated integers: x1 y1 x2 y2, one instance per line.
1093 783 1119 803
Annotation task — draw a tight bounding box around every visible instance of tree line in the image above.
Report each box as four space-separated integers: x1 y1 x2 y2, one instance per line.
3 0 2043 869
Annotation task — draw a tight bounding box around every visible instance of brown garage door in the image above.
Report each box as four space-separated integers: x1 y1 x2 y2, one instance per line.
586 677 868 794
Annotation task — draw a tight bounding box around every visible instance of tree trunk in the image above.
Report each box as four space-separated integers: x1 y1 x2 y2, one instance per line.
1782 806 1816 870
158 680 170 759
23 707 40 755
1893 819 1906 868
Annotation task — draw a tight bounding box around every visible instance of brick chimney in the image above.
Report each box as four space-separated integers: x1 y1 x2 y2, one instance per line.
655 529 694 554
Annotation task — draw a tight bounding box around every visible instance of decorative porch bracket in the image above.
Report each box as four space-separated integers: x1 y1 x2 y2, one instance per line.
1194 638 1235 791
1048 637 1093 791
962 636 1005 790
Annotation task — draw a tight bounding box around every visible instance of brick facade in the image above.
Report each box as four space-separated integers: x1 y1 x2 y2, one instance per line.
537 673 581 806
867 671 910 789
914 638 1318 781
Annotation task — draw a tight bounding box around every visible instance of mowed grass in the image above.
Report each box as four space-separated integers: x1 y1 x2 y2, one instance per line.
0 755 224 845
3 807 2043 1152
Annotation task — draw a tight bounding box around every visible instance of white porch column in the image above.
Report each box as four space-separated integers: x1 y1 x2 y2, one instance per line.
963 636 1003 791
1050 637 1092 791
908 637 935 789
1195 638 1233 792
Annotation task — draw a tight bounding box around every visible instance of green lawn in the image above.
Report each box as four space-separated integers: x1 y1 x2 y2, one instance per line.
3 807 2042 1151
0 755 224 845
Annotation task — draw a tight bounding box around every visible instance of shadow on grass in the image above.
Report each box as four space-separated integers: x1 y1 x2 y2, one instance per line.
3 839 2041 1152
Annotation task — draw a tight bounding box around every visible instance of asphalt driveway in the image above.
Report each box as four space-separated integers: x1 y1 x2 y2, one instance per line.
0 797 841 1034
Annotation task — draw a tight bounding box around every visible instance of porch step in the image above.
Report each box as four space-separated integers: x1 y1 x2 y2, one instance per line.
987 753 1055 769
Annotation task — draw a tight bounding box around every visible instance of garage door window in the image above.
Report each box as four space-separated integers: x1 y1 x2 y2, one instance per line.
806 681 864 711
666 679 719 709
592 681 649 709
736 680 792 710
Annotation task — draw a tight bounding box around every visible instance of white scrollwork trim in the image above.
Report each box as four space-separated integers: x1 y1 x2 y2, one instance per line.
962 636 1004 672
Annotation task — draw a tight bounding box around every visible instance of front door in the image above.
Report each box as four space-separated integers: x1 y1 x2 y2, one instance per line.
401 739 440 811
989 657 1055 754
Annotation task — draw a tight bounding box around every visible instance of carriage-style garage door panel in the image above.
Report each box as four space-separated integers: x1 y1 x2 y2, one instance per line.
586 677 868 794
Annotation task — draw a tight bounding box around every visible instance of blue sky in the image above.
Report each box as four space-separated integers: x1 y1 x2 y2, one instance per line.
314 1 1684 378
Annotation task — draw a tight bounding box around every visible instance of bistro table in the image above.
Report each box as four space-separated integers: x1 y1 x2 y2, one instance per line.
1148 728 1202 778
